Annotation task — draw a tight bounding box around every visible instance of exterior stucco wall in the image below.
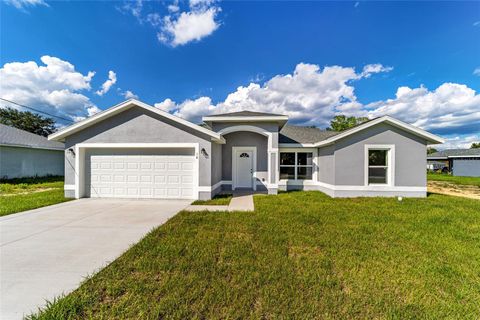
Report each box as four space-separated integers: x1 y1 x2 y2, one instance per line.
65 149 75 185
317 144 335 185
63 106 215 193
0 146 64 179
211 142 222 185
452 159 480 177
333 123 427 187
221 131 268 184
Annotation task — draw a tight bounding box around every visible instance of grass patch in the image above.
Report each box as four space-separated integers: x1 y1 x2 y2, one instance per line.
0 189 72 217
0 176 70 216
191 193 232 205
428 172 480 187
0 175 64 195
29 192 480 319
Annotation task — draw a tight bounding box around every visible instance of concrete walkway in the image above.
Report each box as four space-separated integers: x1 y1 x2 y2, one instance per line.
0 198 190 320
185 190 260 212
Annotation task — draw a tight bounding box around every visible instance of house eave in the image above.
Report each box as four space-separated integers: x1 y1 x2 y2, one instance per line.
311 116 445 147
49 99 225 143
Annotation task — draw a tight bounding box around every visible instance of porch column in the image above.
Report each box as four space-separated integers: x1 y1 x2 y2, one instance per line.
267 132 279 195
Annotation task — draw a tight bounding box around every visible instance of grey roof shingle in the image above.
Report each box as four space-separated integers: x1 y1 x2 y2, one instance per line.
279 125 339 144
205 110 286 117
0 124 64 150
428 149 480 158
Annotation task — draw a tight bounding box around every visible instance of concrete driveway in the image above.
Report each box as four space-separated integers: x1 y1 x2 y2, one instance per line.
0 198 190 319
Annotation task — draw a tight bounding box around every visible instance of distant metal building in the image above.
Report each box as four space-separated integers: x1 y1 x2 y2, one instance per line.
428 149 480 177
0 124 64 179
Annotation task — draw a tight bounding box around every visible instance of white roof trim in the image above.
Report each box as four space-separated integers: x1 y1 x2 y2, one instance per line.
0 143 64 151
429 155 480 159
202 116 289 122
312 116 445 147
49 99 225 143
448 155 480 158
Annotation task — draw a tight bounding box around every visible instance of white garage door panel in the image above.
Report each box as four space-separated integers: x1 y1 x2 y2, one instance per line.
88 154 196 199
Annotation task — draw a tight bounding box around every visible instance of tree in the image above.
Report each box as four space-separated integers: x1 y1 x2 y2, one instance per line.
427 147 438 154
0 107 56 137
471 142 480 149
328 115 369 131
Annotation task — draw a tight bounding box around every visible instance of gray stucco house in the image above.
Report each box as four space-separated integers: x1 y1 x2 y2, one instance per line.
49 99 444 200
0 124 64 179
428 149 480 177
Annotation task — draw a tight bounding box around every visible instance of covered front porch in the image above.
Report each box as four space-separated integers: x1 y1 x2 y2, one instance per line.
215 125 279 195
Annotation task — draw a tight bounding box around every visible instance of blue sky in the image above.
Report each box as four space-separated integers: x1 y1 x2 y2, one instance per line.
1 0 479 148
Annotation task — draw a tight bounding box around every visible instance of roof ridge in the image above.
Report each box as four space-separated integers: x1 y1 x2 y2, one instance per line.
205 110 287 117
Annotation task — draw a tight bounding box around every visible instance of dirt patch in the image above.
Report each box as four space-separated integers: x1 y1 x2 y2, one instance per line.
0 187 57 197
428 181 480 200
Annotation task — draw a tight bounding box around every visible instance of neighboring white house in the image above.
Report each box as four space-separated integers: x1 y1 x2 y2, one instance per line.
0 124 64 179
428 149 480 177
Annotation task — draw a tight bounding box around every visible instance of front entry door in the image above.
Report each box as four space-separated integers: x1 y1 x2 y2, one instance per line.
234 148 254 189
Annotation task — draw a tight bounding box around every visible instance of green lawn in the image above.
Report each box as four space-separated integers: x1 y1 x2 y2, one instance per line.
29 191 480 319
428 172 480 187
0 175 64 194
0 176 71 216
191 193 232 205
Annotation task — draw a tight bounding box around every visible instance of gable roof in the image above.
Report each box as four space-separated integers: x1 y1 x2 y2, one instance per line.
279 125 339 144
310 116 444 147
202 110 288 126
428 149 480 159
0 124 64 150
206 110 286 117
49 99 225 143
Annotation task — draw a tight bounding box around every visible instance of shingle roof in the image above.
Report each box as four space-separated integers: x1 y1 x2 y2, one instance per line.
428 149 480 158
0 124 64 150
279 125 339 144
205 110 286 117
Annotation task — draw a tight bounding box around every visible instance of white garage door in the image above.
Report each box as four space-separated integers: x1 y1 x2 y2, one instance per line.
88 153 196 199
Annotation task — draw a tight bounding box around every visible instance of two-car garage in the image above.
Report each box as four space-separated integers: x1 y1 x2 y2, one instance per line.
77 146 199 200
49 100 225 200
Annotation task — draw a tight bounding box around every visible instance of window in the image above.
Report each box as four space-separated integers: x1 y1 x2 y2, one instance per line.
280 152 313 180
367 149 389 184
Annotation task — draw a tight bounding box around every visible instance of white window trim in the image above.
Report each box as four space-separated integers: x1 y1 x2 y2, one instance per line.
279 149 316 182
232 146 257 191
364 144 395 187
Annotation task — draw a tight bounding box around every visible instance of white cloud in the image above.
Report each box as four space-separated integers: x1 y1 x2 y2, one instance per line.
159 6 220 46
354 1 360 8
0 56 100 122
155 97 214 123
95 71 117 96
4 0 48 9
123 90 138 99
155 62 479 142
146 13 161 26
361 64 393 78
168 0 180 13
119 0 143 21
473 67 480 76
119 0 221 46
473 21 480 27
366 83 480 135
440 134 480 150
157 63 389 125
